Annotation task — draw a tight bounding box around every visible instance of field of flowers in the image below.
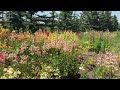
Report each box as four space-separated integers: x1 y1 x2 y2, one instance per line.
0 26 120 79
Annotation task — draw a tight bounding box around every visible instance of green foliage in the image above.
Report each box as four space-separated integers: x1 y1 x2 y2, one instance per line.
50 53 79 77
1 11 120 79
58 11 73 31
49 11 58 31
112 15 119 31
11 41 22 52
6 11 26 31
71 11 80 32
0 11 119 32
93 66 117 79
79 11 119 32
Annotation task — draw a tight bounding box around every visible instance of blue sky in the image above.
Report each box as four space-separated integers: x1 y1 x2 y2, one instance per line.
112 11 120 22
38 11 120 22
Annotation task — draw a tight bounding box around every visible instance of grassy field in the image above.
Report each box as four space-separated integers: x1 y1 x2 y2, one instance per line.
0 26 120 79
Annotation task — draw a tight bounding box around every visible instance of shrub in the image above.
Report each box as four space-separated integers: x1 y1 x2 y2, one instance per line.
49 52 79 78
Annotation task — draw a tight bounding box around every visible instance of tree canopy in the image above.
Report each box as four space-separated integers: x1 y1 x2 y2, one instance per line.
0 11 119 32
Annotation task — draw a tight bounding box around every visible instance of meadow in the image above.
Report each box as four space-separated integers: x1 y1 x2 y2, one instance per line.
0 26 120 79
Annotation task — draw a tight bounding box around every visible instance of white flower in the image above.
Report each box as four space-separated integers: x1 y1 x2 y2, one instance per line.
40 76 47 79
9 67 14 72
40 72 48 79
14 72 18 77
8 75 14 79
56 69 59 71
54 73 59 76
114 67 119 71
79 66 85 70
3 68 7 72
1 76 7 79
46 66 51 69
85 41 89 44
17 70 21 74
7 70 13 75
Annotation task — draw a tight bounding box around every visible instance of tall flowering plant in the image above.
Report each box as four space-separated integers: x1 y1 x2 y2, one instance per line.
0 52 7 63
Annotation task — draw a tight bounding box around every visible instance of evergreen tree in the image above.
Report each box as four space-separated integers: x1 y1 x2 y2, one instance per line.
112 15 119 31
79 11 116 31
6 11 26 32
104 11 113 31
50 11 57 31
72 11 79 32
58 11 73 31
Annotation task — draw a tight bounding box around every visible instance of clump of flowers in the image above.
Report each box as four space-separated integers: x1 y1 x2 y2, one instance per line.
19 41 28 53
7 52 18 62
9 32 17 41
39 64 60 79
0 28 11 41
0 42 7 49
1 66 21 79
96 51 118 65
29 44 46 56
23 32 33 41
43 40 78 52
45 31 79 43
0 52 8 63
29 44 40 53
20 55 29 64
96 51 119 72
34 31 48 42
59 31 79 42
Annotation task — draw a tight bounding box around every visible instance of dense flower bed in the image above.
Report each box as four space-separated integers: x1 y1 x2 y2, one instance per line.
0 26 120 79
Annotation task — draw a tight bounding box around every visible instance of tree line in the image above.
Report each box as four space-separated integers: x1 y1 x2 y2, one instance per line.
0 11 119 32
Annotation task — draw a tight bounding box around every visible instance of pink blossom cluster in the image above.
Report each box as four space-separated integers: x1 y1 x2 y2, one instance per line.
29 44 46 56
19 41 28 53
7 53 18 62
43 40 78 52
29 44 40 53
0 52 7 63
96 51 118 66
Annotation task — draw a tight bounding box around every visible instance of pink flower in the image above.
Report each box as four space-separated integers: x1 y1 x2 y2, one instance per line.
7 53 18 62
20 55 29 61
105 55 110 60
0 52 7 63
63 45 70 52
96 51 118 66
97 57 102 61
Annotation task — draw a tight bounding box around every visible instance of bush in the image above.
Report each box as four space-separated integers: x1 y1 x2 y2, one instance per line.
49 52 79 78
